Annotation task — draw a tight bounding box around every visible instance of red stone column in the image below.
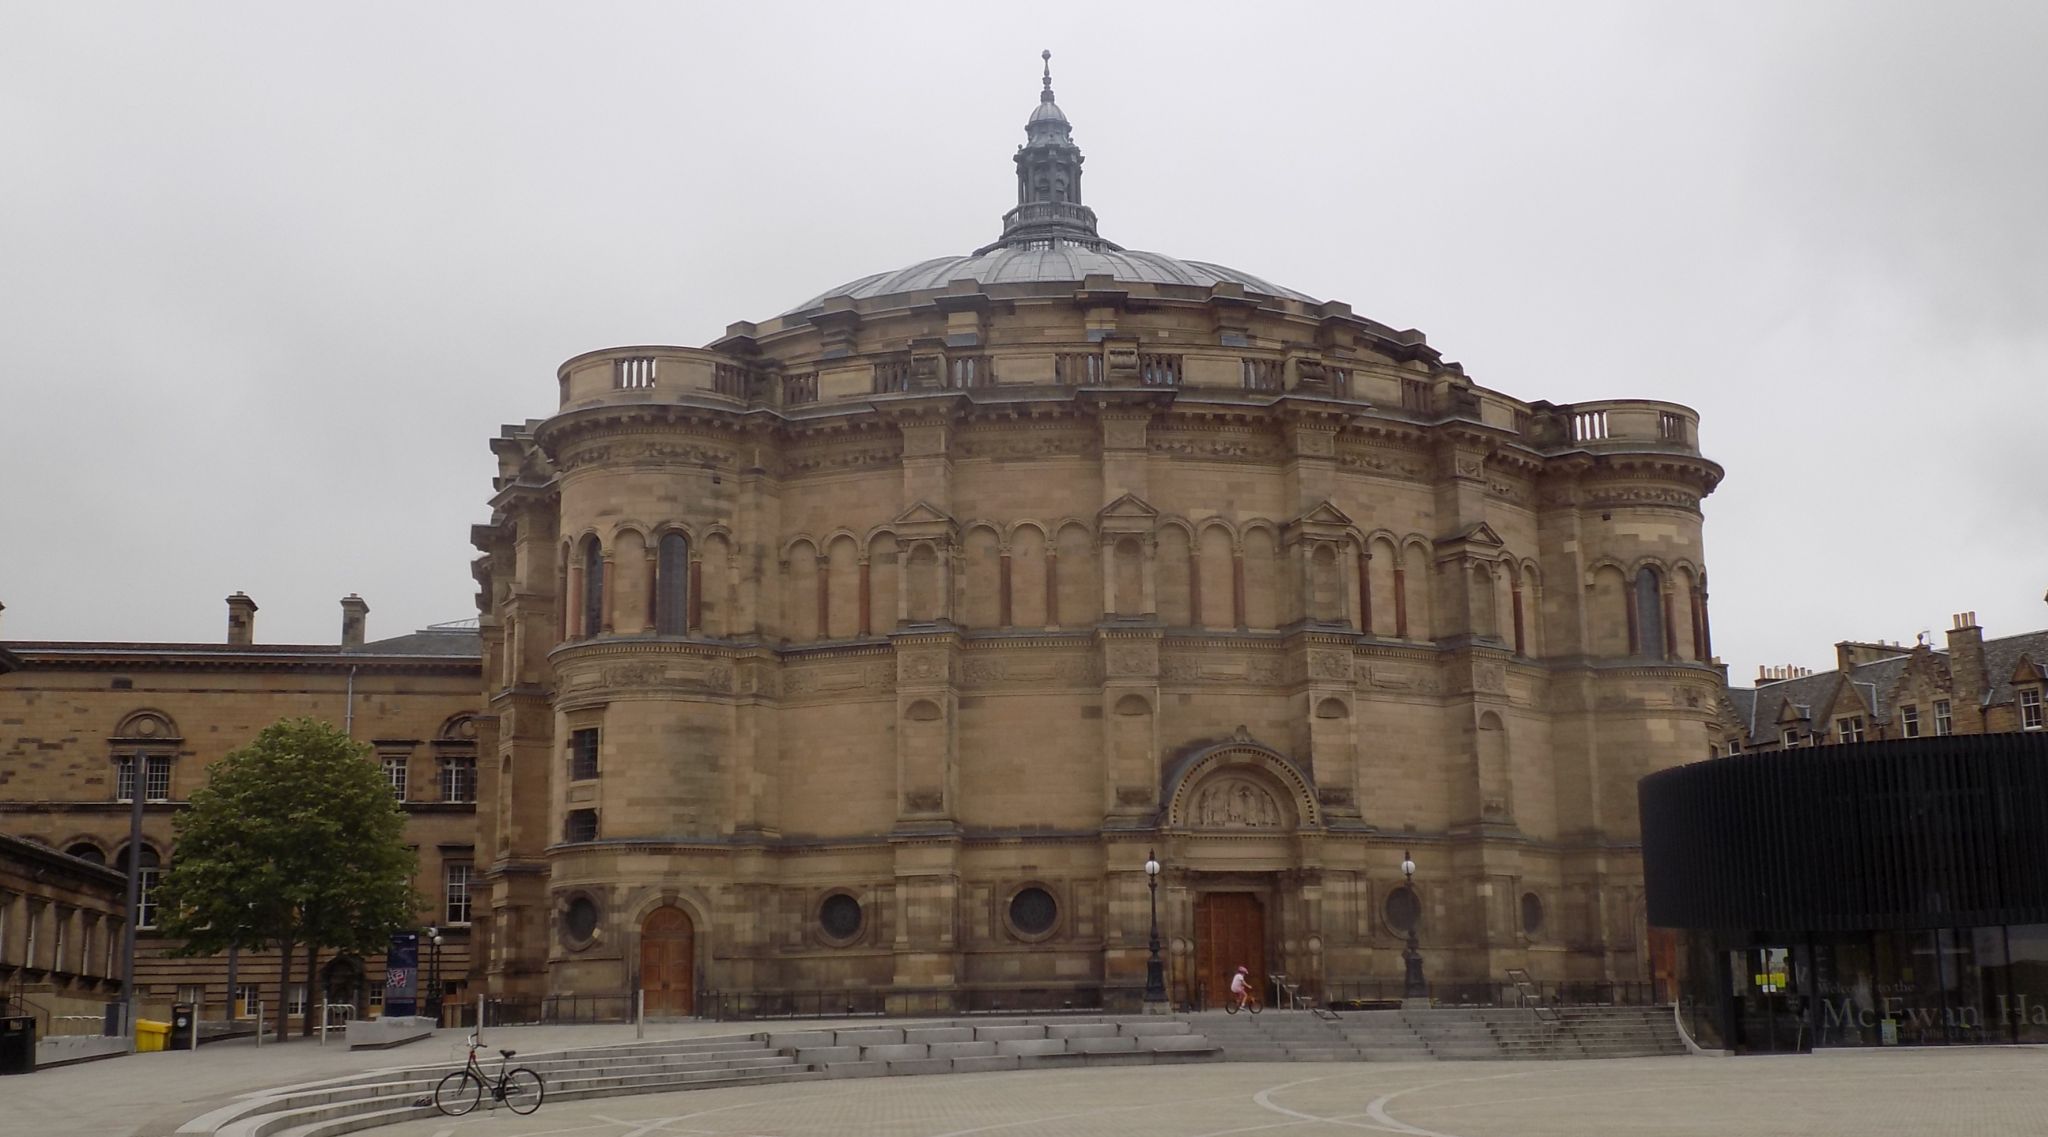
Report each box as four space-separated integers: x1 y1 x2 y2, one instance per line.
858 560 872 636
1231 550 1247 629
1358 551 1373 635
1046 551 1060 627
1511 585 1526 656
998 551 1013 627
687 560 703 634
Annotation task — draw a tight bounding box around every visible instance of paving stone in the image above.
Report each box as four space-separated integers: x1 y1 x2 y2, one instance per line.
904 1026 975 1045
975 1024 1047 1042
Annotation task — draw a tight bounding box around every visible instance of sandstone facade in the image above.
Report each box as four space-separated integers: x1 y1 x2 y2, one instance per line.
0 599 481 1024
470 64 1726 1014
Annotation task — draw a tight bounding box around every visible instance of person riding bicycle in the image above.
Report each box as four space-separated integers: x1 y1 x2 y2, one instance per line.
1230 964 1254 1010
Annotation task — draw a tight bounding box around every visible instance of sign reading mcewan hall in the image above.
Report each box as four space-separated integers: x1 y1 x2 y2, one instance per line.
467 59 1725 1015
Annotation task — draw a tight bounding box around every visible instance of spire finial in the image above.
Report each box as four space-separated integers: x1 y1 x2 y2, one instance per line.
1041 49 1054 101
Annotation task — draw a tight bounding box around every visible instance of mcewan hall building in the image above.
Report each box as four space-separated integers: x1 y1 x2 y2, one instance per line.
467 60 1725 1016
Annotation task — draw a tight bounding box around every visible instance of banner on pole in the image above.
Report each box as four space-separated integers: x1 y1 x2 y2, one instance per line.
386 932 420 1017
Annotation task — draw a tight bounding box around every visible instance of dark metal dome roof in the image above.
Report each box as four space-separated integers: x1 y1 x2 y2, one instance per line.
781 54 1321 317
787 246 1318 313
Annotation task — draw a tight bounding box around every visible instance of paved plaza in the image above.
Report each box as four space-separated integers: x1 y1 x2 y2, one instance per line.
15 1028 2048 1137
358 1050 2048 1137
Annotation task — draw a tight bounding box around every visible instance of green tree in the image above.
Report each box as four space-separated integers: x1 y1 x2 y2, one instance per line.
154 717 418 1042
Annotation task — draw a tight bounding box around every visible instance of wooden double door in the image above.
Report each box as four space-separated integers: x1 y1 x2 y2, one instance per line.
639 906 696 1017
1194 892 1267 1008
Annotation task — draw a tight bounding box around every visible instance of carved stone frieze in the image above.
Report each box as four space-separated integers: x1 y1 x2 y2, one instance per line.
1106 641 1158 676
958 652 1100 688
1191 777 1284 828
954 430 1094 460
1365 662 1444 695
1581 486 1702 511
1148 430 1280 462
1159 653 1286 685
781 662 894 698
1334 444 1427 479
781 442 903 476
1306 649 1352 681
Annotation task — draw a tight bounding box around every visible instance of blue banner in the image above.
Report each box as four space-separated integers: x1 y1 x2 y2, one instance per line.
385 932 420 1017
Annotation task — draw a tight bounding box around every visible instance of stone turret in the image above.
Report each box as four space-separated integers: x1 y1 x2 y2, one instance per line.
978 50 1117 254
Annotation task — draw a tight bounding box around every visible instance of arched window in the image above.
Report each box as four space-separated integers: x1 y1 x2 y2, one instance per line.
581 536 604 638
1634 567 1666 660
656 533 689 635
65 842 105 866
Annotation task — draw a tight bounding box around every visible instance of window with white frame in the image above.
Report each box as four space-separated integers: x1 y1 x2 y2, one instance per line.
236 984 262 1015
119 846 162 928
1900 704 1921 738
52 908 67 973
440 757 477 804
286 983 307 1015
1726 739 1742 756
24 903 40 970
1781 729 1799 748
444 861 473 925
2023 688 2043 730
117 755 174 802
1836 716 1865 743
382 754 409 802
1935 699 1953 735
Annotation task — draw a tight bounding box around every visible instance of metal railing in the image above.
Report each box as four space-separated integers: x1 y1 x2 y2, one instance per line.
480 992 636 1027
697 985 1138 1022
1322 978 1663 1008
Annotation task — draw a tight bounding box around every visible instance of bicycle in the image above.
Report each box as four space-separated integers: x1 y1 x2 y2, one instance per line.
1224 991 1263 1015
430 1034 545 1116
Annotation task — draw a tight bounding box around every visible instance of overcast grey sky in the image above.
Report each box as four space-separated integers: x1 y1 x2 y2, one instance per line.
4 1 2044 685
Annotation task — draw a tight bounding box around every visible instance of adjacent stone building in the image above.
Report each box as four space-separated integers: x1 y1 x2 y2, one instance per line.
1714 609 2048 754
470 60 1726 1014
0 595 481 1025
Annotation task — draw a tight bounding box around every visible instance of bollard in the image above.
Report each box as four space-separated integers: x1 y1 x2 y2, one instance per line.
636 989 645 1040
254 1001 262 1049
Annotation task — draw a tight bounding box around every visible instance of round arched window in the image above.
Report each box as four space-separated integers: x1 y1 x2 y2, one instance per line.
819 894 863 943
1384 886 1420 935
1521 892 1545 937
563 896 599 945
1008 886 1059 939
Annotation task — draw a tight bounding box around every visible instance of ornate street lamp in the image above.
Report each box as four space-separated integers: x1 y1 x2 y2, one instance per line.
425 925 445 1021
1400 850 1427 1003
1144 850 1167 1010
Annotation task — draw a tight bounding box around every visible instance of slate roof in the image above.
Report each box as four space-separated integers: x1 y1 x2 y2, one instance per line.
1730 628 2048 744
1982 629 2048 707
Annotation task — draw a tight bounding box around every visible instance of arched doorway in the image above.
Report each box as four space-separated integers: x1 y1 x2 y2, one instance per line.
1195 893 1267 1009
640 906 695 1017
321 955 366 1017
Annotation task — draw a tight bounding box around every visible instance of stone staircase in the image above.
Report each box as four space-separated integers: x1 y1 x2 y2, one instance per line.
177 1017 1218 1137
1195 1005 1687 1062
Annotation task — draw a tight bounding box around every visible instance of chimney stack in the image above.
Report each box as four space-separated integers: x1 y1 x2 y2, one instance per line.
1946 611 1985 732
341 594 370 647
226 592 258 645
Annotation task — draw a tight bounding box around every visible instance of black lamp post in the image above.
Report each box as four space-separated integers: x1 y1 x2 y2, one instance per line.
1400 850 1427 1002
1143 850 1167 1010
425 926 445 1021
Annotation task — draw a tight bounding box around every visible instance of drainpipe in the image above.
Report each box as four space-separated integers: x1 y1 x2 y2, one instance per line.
344 666 357 737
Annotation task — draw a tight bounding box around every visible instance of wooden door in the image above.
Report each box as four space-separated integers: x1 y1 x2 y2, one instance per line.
639 906 695 1017
1194 892 1266 1009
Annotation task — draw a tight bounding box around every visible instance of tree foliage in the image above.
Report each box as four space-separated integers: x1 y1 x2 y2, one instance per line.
155 717 418 1037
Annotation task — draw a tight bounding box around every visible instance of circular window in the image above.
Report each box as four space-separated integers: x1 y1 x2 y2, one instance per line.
1521 891 1545 937
819 893 863 943
1007 886 1059 939
563 896 599 945
1384 886 1420 935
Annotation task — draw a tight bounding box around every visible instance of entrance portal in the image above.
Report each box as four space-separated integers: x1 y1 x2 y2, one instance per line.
1195 892 1267 1009
640 906 695 1017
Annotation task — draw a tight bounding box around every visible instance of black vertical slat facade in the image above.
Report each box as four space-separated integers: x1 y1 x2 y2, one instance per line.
1642 732 2048 933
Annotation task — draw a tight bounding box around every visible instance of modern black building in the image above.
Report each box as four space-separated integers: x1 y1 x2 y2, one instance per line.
1642 731 2048 1050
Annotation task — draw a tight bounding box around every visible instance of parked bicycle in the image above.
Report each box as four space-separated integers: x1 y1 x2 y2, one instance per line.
430 1033 544 1116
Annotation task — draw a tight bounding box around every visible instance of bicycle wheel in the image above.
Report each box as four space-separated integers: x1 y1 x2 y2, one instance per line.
1248 1000 1263 1015
1224 1000 1240 1015
434 1070 483 1116
502 1067 545 1115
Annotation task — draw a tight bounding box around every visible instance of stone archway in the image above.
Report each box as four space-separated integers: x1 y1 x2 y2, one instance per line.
640 906 696 1018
